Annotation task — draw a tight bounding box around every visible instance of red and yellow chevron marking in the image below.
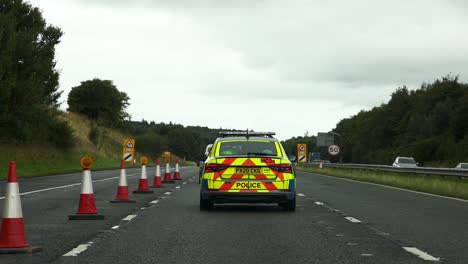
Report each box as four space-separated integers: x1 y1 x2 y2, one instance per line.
204 156 293 192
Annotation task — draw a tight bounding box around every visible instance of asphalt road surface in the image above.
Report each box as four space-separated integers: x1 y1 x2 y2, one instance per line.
1 168 467 263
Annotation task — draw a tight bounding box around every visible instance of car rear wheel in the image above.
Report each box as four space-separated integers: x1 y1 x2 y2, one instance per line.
200 195 212 211
281 197 296 211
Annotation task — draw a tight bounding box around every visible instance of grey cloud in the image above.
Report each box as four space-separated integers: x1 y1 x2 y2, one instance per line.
71 0 468 87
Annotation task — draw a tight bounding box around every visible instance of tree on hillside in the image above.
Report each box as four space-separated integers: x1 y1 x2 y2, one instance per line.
0 0 73 148
67 79 130 127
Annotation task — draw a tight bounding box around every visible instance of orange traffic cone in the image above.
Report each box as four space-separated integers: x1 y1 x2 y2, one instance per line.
0 161 42 253
173 159 182 180
162 161 174 183
151 159 164 188
133 163 154 194
69 158 104 220
110 160 135 203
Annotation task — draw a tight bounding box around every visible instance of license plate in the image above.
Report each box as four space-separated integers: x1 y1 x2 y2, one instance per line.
235 167 262 174
234 182 263 189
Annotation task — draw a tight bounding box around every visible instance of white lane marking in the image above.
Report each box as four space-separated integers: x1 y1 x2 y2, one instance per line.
182 182 187 185
297 193 306 197
300 171 468 204
403 247 440 261
111 225 119 229
315 201 324 206
0 173 139 200
361 254 373 257
140 207 146 210
376 232 390 236
345 217 362 223
63 243 92 257
122 214 137 221
175 186 181 189
164 192 172 195
336 234 344 237
150 200 159 204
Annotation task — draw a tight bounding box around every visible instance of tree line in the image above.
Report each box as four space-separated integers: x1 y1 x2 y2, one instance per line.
333 76 468 166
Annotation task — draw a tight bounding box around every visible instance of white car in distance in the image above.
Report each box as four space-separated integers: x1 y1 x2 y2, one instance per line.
392 157 418 168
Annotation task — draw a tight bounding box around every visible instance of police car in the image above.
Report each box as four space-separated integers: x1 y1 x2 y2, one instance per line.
199 131 296 211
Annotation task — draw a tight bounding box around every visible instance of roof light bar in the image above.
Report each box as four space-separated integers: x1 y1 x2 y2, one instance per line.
219 131 276 138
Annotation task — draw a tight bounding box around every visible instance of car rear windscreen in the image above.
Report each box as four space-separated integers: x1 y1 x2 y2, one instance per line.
217 140 278 157
399 158 416 164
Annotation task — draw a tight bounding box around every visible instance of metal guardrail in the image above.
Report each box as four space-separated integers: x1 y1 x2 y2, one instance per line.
300 163 468 178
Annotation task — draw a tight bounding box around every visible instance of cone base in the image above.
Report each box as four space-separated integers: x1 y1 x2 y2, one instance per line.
132 190 154 194
173 178 182 180
110 200 136 203
150 185 164 188
68 214 105 220
0 246 42 254
162 180 175 183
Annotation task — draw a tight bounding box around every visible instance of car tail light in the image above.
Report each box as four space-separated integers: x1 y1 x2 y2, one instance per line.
204 163 229 173
268 164 293 173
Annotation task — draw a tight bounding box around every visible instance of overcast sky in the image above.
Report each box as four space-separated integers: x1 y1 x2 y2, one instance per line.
29 0 468 140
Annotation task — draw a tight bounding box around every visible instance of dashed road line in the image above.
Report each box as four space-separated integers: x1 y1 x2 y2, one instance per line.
314 201 324 206
403 247 440 261
297 193 306 197
111 225 119 230
122 214 137 221
150 200 159 204
345 216 362 223
164 192 172 195
63 243 93 257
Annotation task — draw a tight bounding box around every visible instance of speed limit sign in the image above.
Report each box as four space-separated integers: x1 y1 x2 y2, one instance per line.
328 144 340 156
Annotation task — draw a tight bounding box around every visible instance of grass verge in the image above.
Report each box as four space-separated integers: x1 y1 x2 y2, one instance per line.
0 113 195 179
297 166 468 201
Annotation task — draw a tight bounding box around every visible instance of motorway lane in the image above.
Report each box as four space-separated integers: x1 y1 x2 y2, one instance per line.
53 173 426 264
0 166 195 264
295 171 468 264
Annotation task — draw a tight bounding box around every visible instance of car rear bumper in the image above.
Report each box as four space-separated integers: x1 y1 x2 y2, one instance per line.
201 191 294 203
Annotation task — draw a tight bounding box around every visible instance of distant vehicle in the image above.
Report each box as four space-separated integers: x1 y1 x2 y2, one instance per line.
199 131 296 211
199 144 214 183
204 144 213 157
392 157 418 168
455 163 468 169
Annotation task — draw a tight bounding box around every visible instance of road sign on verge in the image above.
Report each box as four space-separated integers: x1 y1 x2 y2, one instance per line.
163 151 171 163
328 144 340 156
297 144 307 163
122 139 135 162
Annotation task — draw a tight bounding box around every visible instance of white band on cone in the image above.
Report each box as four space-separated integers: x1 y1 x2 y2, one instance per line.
175 163 179 172
166 163 170 171
156 165 161 177
119 168 127 186
2 183 23 218
81 169 94 194
141 165 147 179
